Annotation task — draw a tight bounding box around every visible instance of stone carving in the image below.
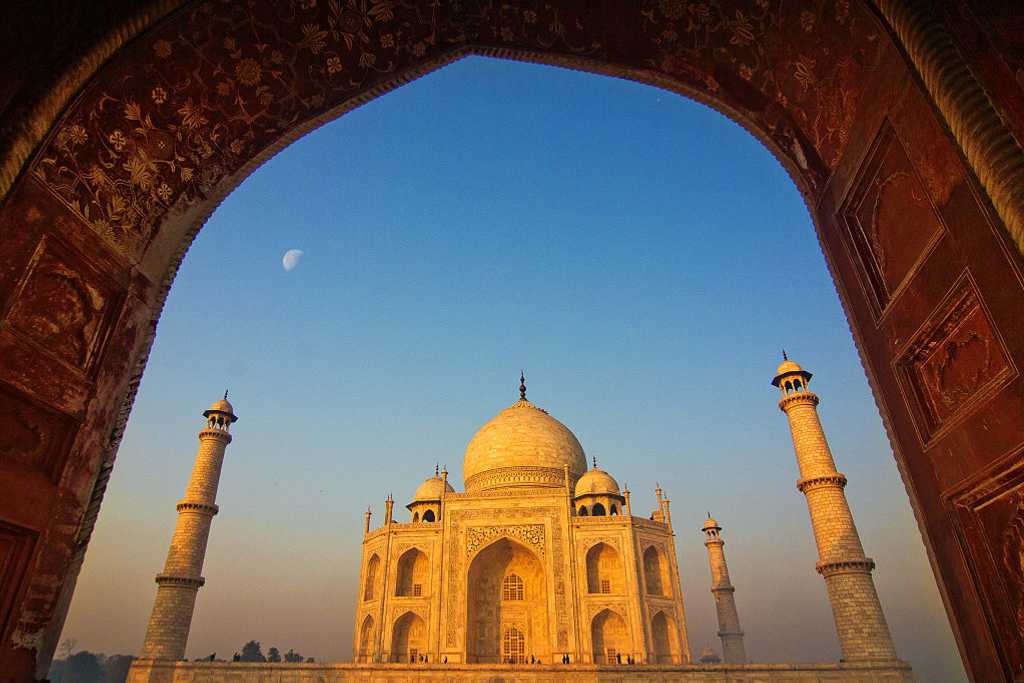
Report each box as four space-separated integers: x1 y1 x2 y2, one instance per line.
896 277 1013 440
1002 494 1024 639
0 384 75 482
6 238 119 372
841 123 944 315
466 525 545 558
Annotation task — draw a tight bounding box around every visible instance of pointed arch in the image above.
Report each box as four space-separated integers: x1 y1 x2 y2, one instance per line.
390 611 426 663
586 542 623 594
592 502 607 516
363 553 380 601
591 608 629 664
358 614 375 662
651 610 680 664
395 547 429 597
643 545 670 596
466 537 549 663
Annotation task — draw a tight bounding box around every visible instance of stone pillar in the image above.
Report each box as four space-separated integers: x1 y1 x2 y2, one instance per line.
772 357 897 661
701 517 746 663
139 395 237 660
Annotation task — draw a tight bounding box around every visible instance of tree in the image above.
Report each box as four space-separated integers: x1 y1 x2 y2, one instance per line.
58 639 77 660
103 655 134 683
239 640 265 662
305 657 315 663
283 649 304 662
267 646 281 662
64 651 103 683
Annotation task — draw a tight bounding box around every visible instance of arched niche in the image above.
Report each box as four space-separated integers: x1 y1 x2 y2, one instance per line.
363 553 380 601
585 542 623 595
651 611 680 664
643 545 670 597
591 608 629 664
390 611 426 663
395 548 429 597
357 614 375 662
466 537 549 663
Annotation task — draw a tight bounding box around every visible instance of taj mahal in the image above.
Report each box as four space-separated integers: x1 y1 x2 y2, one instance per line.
128 359 915 681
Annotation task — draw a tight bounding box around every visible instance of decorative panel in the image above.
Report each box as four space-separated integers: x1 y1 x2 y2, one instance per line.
894 274 1015 445
3 235 123 375
0 521 38 641
949 455 1024 677
0 382 78 483
840 121 945 317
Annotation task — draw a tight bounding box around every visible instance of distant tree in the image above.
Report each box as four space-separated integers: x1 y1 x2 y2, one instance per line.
267 646 281 662
64 651 103 683
306 657 314 663
48 658 67 683
283 649 304 662
240 641 266 662
103 655 134 683
59 639 78 660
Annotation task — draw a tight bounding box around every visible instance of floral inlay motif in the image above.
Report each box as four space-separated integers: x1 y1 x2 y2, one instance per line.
466 524 545 557
33 0 883 261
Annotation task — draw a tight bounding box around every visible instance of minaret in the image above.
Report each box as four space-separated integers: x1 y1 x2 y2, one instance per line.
772 354 897 661
701 515 747 663
139 393 237 660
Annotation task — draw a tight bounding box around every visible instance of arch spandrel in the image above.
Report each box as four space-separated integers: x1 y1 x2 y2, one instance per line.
27 0 889 271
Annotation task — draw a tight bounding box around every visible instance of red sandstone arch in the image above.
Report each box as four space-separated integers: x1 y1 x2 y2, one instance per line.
0 2 1022 680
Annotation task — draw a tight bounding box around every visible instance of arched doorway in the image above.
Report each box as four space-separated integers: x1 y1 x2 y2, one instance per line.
390 611 426 663
0 2 1019 679
466 537 549 663
651 611 680 664
591 609 629 664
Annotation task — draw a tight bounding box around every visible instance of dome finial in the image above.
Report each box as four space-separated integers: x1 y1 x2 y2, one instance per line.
592 455 598 469
782 349 788 361
224 389 229 400
519 370 526 401
435 463 439 477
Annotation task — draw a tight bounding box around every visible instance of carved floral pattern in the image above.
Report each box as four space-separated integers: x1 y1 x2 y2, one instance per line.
896 278 1014 441
31 0 883 262
466 524 545 558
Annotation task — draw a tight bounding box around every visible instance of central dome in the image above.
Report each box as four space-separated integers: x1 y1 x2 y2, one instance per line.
463 399 587 492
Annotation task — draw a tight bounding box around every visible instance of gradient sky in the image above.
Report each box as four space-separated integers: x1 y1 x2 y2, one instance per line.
59 56 966 682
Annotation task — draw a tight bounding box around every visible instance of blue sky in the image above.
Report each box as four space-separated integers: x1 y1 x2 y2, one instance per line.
61 56 965 682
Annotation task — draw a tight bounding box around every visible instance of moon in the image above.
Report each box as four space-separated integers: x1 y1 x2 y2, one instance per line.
282 249 303 272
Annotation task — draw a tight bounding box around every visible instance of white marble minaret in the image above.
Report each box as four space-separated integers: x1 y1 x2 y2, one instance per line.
773 355 896 661
139 394 237 660
701 515 747 663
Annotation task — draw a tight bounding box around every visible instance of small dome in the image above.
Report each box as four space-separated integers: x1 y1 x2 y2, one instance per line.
413 476 454 501
698 646 721 664
203 395 237 421
575 468 620 497
463 399 587 492
702 517 720 531
775 359 803 376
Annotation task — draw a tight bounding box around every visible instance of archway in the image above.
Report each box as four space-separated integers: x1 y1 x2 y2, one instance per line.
357 614 374 663
466 538 549 663
390 611 426 663
395 548 429 597
363 554 380 602
585 542 623 595
591 609 629 664
651 611 680 664
643 546 670 597
0 2 1019 679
